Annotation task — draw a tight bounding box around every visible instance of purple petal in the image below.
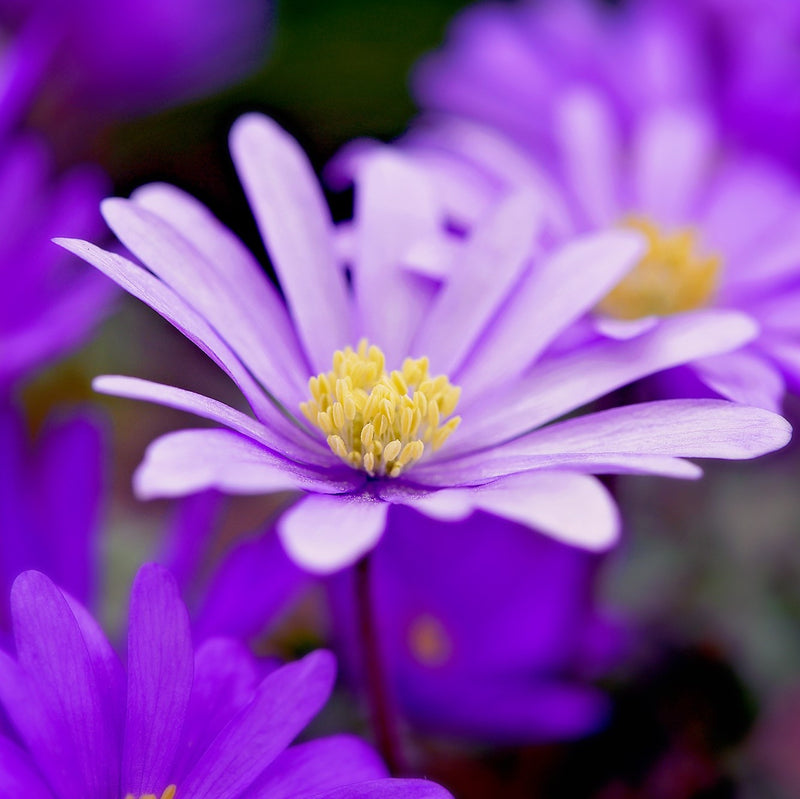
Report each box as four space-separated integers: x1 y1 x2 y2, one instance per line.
10 570 118 798
403 472 619 550
633 106 714 227
249 735 387 799
0 736 53 798
410 452 702 487
134 429 358 500
555 88 621 227
354 152 442 365
456 230 645 396
101 197 307 408
230 114 353 371
132 182 307 386
693 349 785 411
311 780 453 799
122 564 193 796
453 310 758 454
171 638 260 782
495 399 791 463
192 529 311 642
278 494 389 574
179 650 336 799
54 238 284 430
413 189 541 374
93 374 331 466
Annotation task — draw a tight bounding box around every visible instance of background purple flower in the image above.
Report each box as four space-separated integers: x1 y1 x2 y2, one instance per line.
0 0 273 120
59 112 791 574
0 400 104 641
0 563 452 798
0 135 113 389
329 506 623 744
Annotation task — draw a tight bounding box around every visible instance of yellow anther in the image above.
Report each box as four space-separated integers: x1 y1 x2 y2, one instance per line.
597 216 721 320
303 340 461 477
383 439 402 462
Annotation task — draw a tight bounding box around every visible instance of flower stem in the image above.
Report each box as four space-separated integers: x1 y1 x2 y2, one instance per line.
355 554 406 776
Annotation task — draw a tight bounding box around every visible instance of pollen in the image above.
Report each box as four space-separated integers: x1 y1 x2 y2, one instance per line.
597 216 721 320
125 787 177 799
300 340 461 478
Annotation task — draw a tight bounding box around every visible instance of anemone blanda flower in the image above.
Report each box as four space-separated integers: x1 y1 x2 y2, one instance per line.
329 506 622 743
0 563 451 798
58 113 791 574
0 401 103 641
0 135 113 388
0 0 272 119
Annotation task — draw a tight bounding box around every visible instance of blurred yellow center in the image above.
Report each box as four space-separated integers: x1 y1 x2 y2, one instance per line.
408 613 453 667
125 787 176 799
301 340 461 478
596 216 721 320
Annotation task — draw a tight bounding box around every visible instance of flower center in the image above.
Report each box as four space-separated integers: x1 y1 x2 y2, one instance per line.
596 216 721 320
301 340 461 477
408 613 453 667
124 787 176 799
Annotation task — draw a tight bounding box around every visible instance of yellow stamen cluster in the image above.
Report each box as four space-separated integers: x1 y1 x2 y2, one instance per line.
124 787 176 799
597 216 721 320
301 340 461 478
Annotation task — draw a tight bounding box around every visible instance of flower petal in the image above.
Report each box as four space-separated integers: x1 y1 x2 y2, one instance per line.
179 650 336 799
10 570 118 798
453 310 758 454
230 113 353 371
693 349 785 412
311 780 453 799
278 494 389 574
456 230 645 395
101 196 307 407
134 429 359 500
354 152 442 365
413 188 542 374
555 88 621 227
122 564 193 796
0 736 53 798
404 472 619 550
192 529 311 642
634 106 715 227
132 181 307 387
94 374 331 466
249 735 387 799
53 238 290 433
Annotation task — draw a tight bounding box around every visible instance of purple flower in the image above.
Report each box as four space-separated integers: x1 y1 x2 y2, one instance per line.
0 563 451 798
0 0 272 119
58 113 791 574
329 506 622 743
412 0 800 175
0 400 103 639
0 135 113 388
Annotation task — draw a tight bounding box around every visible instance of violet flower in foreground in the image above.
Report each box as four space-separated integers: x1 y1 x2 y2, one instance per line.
0 135 113 388
58 113 791 574
0 563 451 798
0 400 103 640
329 506 622 743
